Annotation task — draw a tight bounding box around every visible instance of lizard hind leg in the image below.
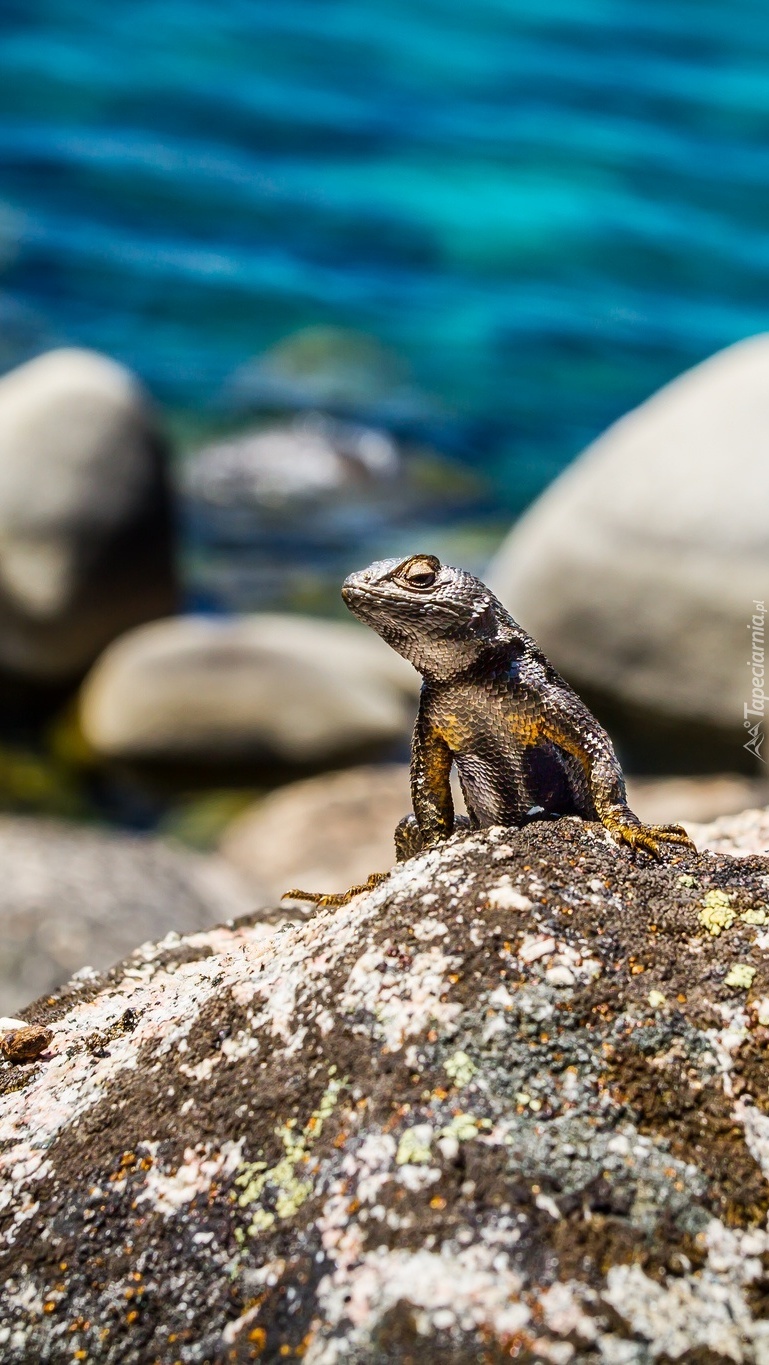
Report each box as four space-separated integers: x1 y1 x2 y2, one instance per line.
282 871 389 909
395 813 424 862
394 811 471 863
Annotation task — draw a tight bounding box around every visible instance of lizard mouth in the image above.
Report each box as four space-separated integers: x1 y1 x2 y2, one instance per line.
341 583 386 620
342 583 391 606
343 581 476 625
343 583 434 610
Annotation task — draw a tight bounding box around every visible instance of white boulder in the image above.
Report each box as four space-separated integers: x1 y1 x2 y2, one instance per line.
488 336 769 761
79 613 418 766
0 348 176 679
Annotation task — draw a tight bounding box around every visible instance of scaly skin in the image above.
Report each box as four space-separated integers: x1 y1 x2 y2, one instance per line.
284 555 695 905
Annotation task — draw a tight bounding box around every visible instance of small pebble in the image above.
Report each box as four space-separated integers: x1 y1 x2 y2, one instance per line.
1 1024 53 1064
545 965 575 988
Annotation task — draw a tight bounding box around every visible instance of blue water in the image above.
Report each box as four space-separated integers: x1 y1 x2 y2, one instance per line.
2 0 769 508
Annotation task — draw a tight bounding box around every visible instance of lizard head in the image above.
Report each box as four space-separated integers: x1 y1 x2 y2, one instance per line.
342 554 516 678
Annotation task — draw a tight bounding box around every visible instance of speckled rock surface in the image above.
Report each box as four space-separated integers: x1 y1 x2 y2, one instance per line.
4 817 769 1363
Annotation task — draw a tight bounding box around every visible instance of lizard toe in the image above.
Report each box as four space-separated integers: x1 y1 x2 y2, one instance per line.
612 821 696 860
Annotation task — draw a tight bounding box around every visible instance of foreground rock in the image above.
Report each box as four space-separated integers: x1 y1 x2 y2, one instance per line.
220 763 769 903
488 336 769 770
79 614 418 769
0 349 176 687
5 817 769 1362
0 817 255 1014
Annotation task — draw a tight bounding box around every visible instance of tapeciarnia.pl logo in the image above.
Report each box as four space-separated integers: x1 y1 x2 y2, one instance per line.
745 600 766 762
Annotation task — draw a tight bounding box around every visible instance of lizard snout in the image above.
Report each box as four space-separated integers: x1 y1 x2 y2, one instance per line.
341 568 370 602
341 573 368 613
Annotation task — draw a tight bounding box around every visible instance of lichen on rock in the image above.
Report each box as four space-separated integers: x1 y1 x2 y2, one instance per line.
3 814 769 1362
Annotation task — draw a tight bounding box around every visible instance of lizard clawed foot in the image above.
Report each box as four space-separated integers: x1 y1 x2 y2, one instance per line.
608 819 697 859
282 871 389 908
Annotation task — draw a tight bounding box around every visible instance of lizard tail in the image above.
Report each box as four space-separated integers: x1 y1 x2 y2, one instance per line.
282 872 389 908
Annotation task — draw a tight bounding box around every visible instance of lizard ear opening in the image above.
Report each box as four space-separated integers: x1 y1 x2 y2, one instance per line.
396 554 441 590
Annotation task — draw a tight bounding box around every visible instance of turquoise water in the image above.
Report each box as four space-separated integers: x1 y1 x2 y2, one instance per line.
2 0 769 507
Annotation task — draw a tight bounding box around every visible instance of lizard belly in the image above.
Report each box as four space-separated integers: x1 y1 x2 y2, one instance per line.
430 690 585 829
518 738 586 818
450 710 587 827
454 749 527 826
453 734 583 826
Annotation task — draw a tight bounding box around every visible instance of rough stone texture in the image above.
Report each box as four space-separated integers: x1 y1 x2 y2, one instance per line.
79 614 418 768
0 348 176 684
5 816 769 1362
0 1023 52 1064
0 816 255 1015
220 762 769 904
487 336 769 770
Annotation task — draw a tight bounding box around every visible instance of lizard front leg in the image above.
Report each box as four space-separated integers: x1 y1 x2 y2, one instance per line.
284 709 457 905
399 708 455 857
578 748 696 858
521 672 696 858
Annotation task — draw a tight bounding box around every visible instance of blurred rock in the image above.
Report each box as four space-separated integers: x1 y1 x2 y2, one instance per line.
488 336 769 770
0 347 176 686
688 805 769 857
220 763 412 903
626 773 769 825
181 412 485 614
79 614 418 769
227 326 429 427
0 816 255 1014
184 412 399 511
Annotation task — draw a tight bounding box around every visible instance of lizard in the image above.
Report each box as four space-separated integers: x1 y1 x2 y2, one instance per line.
284 553 696 906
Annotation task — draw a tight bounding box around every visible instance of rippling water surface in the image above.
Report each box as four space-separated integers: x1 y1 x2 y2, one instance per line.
2 0 769 507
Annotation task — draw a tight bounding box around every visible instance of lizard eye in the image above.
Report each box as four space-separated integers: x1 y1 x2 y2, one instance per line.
398 556 439 590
